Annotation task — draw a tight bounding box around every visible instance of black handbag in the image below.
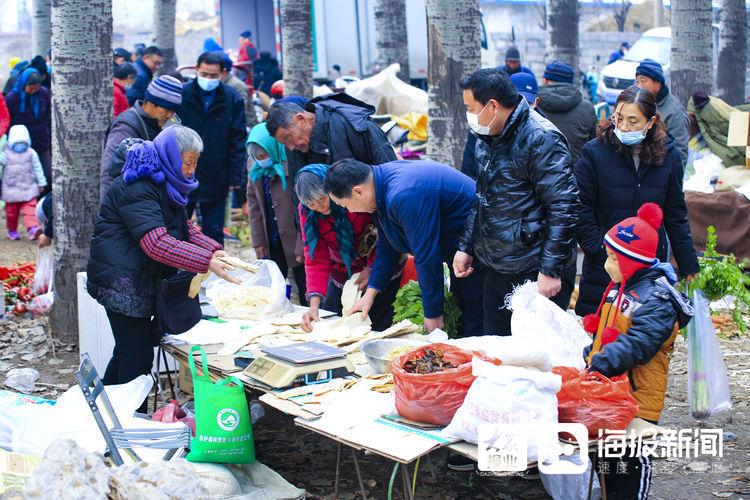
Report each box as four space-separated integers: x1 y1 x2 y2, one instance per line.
155 269 202 337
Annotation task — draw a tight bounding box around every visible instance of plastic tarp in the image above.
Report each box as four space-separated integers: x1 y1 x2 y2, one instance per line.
345 63 428 116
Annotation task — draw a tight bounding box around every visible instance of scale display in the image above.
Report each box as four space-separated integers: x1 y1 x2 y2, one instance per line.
243 342 353 388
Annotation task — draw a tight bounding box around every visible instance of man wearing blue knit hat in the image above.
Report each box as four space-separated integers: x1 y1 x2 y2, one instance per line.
537 60 596 164
100 74 184 201
635 58 689 163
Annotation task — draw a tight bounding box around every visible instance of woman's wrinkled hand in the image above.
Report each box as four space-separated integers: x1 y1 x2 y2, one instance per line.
209 251 240 284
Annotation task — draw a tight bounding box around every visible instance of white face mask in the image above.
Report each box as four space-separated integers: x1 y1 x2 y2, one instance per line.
466 102 497 136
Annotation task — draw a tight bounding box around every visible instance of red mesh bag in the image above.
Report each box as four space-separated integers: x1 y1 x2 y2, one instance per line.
392 343 499 426
552 366 639 438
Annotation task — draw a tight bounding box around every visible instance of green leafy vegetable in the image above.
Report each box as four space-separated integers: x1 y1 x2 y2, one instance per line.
689 226 750 334
393 275 462 338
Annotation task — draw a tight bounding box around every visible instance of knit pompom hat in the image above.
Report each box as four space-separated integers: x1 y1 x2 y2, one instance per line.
582 203 664 343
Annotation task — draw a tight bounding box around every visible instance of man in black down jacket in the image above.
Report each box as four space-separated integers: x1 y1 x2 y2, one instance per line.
178 51 247 245
266 93 397 176
537 61 597 165
454 68 580 336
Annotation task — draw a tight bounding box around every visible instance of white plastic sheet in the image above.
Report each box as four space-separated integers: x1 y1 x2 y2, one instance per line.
344 63 428 116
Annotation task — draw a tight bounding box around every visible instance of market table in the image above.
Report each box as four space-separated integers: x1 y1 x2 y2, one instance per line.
158 335 490 499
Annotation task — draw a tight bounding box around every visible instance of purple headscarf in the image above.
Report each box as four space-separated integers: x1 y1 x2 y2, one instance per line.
122 127 199 207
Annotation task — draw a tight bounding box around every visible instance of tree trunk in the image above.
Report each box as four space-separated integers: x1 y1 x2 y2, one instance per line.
717 0 747 105
31 0 52 57
280 0 313 97
425 0 481 169
653 0 664 27
50 0 112 341
373 0 410 82
670 0 713 106
154 0 177 75
546 0 579 72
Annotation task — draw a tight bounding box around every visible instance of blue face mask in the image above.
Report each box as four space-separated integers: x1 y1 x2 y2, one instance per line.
11 143 29 153
255 157 273 169
197 76 220 92
614 124 648 146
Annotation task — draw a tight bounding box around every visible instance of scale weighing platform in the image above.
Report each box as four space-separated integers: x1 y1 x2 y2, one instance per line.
242 341 354 388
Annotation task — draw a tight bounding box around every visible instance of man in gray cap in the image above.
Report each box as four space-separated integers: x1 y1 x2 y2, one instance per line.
99 75 183 201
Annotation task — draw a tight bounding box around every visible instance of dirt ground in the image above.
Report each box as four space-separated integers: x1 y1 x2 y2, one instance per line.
1 234 749 499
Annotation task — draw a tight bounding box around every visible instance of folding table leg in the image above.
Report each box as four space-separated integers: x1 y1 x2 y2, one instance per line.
350 448 367 499
333 443 342 500
401 462 414 500
161 346 176 401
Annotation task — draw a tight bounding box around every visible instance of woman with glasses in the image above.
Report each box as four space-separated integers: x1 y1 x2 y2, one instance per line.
295 163 402 332
574 85 698 316
246 123 307 305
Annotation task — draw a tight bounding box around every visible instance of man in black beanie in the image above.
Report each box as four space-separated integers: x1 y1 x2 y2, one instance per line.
498 46 535 78
635 58 689 163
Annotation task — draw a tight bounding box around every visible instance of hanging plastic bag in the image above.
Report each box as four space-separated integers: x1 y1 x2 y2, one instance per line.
509 281 591 369
392 343 499 426
552 367 638 438
540 453 601 500
33 246 53 295
205 259 293 320
443 359 561 461
687 289 732 419
187 346 255 464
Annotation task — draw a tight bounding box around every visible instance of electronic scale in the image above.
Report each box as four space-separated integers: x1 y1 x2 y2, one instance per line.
242 341 354 388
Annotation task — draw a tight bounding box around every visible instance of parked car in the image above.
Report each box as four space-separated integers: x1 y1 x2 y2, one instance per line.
597 27 671 105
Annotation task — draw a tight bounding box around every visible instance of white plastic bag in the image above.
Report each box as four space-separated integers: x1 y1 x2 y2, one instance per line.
33 245 53 294
509 281 591 369
205 259 293 320
540 454 601 500
687 289 732 419
0 374 154 455
448 335 551 371
442 358 561 461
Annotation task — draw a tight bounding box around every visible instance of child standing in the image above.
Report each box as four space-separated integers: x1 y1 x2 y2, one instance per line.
582 202 694 499
0 125 46 240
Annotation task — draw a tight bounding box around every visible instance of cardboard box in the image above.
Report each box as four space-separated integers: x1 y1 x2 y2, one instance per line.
726 111 750 167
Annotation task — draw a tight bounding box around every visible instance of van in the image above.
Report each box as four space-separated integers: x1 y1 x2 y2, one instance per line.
597 27 671 105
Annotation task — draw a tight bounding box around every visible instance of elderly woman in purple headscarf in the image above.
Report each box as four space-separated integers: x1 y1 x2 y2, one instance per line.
87 125 238 386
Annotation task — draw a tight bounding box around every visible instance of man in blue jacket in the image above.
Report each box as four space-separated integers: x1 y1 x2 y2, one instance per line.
126 46 163 106
177 51 247 245
324 158 486 336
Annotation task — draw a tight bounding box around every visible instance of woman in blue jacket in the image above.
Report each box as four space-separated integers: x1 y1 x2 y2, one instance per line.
574 85 699 316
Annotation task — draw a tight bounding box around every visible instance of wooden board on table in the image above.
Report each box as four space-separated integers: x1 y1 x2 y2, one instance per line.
259 393 323 420
294 414 451 464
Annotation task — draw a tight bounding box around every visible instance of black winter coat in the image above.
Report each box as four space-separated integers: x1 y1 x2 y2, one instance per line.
285 93 397 176
178 81 247 202
537 84 596 165
458 98 580 278
574 137 700 316
87 176 189 318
